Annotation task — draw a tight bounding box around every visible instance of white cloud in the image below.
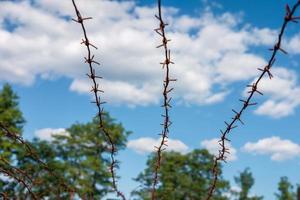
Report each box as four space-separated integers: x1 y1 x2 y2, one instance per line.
200 138 237 161
127 137 189 154
215 53 266 82
34 128 68 141
244 68 300 118
255 100 296 118
243 137 300 161
286 33 300 54
231 185 241 193
223 185 241 199
0 0 298 108
70 79 160 106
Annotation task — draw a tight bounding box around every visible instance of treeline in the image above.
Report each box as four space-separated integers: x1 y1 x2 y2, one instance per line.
0 83 299 199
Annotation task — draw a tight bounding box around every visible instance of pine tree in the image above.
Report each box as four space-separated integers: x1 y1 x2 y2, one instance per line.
15 115 130 199
233 168 263 200
133 149 230 200
0 83 25 194
51 115 130 199
275 177 295 200
0 83 25 133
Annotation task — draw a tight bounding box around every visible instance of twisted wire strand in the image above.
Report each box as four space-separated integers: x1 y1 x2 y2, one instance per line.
0 122 75 198
71 1 125 199
205 1 300 199
0 168 38 200
0 192 8 200
0 155 38 200
151 0 176 199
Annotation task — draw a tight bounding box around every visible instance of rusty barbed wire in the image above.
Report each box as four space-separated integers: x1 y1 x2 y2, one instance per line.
205 1 300 199
0 122 75 198
0 192 8 200
151 0 176 199
0 122 50 169
0 156 35 185
70 1 125 199
0 122 40 199
0 122 34 154
0 162 38 200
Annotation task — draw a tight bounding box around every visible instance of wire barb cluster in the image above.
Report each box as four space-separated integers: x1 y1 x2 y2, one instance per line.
151 0 176 199
205 1 300 199
0 156 37 200
0 122 40 199
0 192 8 200
0 122 74 198
0 122 48 169
71 1 125 199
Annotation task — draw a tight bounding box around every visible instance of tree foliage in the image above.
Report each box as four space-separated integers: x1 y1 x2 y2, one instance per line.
15 116 130 199
51 115 130 199
0 83 25 195
233 168 263 200
0 83 299 199
133 149 230 200
275 176 295 200
0 83 25 159
0 84 131 199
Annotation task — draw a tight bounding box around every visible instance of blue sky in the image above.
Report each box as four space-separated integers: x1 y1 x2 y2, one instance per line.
1 0 300 199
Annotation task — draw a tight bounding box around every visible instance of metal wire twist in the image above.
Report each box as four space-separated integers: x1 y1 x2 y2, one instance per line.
205 1 300 199
71 1 125 199
151 0 176 199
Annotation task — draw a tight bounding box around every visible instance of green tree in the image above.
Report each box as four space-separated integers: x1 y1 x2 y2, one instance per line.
0 83 25 159
275 176 295 200
14 115 130 199
132 149 230 200
52 115 130 199
14 138 69 199
0 83 25 195
233 168 263 200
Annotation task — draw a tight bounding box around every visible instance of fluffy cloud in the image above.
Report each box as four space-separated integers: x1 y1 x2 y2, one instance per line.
127 137 189 154
0 0 297 108
200 138 237 161
286 33 300 54
34 128 68 141
243 137 300 161
70 79 160 107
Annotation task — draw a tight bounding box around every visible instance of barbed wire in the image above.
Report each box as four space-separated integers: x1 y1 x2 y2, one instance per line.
70 0 125 199
151 0 176 199
0 192 8 200
0 122 75 198
205 1 300 199
0 165 37 200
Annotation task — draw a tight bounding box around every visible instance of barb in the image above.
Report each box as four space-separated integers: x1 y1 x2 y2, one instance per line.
206 1 300 199
0 122 33 154
71 1 125 199
0 122 49 169
0 122 74 197
0 192 8 200
151 0 176 199
0 166 38 200
0 156 35 184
